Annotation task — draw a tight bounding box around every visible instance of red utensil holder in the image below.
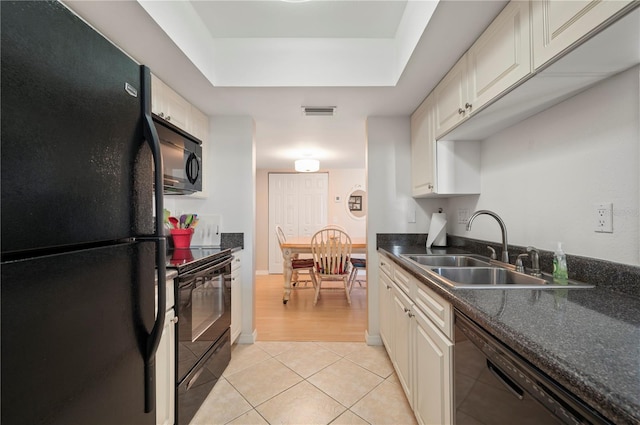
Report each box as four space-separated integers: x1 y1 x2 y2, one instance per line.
170 228 194 249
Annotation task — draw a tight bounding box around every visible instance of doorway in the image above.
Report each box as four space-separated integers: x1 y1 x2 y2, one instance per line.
268 172 329 273
255 168 368 341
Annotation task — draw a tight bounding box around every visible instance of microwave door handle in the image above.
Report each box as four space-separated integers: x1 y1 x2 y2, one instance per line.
140 64 166 414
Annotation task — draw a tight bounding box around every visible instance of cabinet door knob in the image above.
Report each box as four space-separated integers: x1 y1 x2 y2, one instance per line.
166 115 171 121
458 108 465 115
158 112 164 118
427 183 434 190
465 102 473 110
171 316 179 324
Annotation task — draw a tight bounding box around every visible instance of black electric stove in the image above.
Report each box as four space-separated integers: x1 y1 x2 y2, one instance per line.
166 246 233 425
166 247 232 273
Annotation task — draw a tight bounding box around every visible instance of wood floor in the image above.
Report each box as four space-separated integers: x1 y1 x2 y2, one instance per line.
255 273 367 342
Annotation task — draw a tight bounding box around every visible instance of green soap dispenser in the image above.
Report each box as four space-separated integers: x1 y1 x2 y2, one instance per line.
553 242 568 281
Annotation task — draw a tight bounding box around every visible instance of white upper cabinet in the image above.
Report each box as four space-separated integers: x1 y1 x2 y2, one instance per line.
532 0 636 70
467 1 532 112
410 96 435 197
418 0 637 144
189 106 209 142
161 87 190 131
151 73 209 143
151 73 189 129
434 58 469 138
411 94 481 198
435 1 533 139
150 73 164 117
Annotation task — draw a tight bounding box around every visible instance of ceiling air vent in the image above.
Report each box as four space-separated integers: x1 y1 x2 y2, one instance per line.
302 106 336 117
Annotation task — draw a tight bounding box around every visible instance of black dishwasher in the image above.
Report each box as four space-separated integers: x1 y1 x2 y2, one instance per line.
454 310 611 425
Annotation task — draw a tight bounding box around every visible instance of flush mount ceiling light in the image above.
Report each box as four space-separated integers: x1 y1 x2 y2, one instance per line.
295 159 320 172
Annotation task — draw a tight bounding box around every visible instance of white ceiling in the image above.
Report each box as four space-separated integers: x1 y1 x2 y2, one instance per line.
63 0 508 170
191 1 408 38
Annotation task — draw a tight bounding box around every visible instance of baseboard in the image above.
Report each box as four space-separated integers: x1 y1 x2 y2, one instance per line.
365 330 382 346
237 329 257 344
256 269 269 276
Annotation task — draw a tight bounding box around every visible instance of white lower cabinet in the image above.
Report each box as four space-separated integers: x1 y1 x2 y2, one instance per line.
379 266 394 350
231 250 243 344
156 276 176 425
413 306 453 425
392 284 414 402
378 256 454 425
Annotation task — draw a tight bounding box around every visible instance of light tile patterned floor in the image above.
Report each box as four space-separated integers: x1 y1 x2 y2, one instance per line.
190 341 417 425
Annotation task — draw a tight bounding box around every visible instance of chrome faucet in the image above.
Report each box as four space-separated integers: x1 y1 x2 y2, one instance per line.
466 210 509 263
515 253 528 273
526 246 542 277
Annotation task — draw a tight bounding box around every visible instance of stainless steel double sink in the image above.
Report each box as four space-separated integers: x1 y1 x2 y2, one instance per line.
401 254 593 289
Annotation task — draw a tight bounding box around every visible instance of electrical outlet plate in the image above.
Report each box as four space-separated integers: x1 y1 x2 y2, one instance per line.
458 208 470 224
191 214 222 246
594 203 613 233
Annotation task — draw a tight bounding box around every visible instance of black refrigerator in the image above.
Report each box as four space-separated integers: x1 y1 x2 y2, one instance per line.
1 1 166 424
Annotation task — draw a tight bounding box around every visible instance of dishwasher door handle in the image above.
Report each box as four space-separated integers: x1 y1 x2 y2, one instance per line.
487 360 524 400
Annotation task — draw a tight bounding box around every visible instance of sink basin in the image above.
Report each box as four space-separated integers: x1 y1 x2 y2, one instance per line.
402 255 490 268
430 267 594 289
400 253 593 289
433 267 544 287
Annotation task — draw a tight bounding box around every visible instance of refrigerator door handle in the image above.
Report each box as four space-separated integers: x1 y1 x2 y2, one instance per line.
140 64 166 414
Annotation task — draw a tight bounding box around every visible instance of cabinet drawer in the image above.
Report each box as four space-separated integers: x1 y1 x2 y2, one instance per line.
414 282 452 340
393 266 413 296
379 254 393 279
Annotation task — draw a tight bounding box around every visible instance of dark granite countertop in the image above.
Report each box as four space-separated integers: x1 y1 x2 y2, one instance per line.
378 242 640 425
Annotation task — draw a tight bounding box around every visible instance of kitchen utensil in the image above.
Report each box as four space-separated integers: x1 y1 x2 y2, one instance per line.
185 214 194 228
179 214 187 229
168 217 179 229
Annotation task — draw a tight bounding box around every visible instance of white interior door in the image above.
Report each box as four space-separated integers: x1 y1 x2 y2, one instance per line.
298 173 328 236
268 173 328 273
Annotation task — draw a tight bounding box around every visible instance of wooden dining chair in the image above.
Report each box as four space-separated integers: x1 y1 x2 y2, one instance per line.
275 225 315 288
310 228 352 305
322 224 346 231
348 256 367 292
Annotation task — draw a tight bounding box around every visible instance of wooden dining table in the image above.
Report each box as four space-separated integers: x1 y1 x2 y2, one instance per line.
280 236 367 304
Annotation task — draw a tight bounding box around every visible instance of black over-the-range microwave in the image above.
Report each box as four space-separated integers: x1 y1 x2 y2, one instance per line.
153 114 203 194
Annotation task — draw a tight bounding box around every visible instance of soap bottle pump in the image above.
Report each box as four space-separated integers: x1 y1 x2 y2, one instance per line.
553 242 568 281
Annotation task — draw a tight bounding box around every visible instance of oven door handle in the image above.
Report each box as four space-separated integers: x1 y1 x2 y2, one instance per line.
187 257 233 279
486 360 524 400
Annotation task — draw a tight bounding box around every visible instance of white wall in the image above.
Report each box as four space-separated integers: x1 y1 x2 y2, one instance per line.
366 116 445 344
448 65 640 266
166 116 257 342
327 168 367 237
